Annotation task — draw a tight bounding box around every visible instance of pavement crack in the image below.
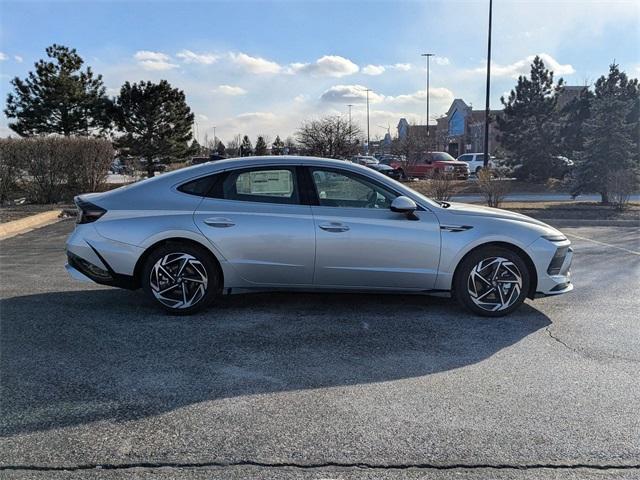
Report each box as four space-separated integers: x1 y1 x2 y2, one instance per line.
2 461 640 472
545 327 639 363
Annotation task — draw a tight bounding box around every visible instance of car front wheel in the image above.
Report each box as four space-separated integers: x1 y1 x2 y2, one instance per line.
142 243 220 315
454 246 530 317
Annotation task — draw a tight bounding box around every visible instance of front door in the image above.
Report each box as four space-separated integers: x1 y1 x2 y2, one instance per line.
307 167 441 289
194 166 315 285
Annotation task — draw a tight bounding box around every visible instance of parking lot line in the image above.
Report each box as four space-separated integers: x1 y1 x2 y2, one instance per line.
564 232 640 256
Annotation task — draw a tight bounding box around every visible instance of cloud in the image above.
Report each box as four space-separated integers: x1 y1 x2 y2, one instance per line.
392 63 412 71
362 64 386 76
197 114 209 121
387 88 454 105
229 52 281 74
363 63 412 75
213 85 247 96
134 50 178 71
176 49 218 65
320 84 385 104
289 55 359 77
237 112 277 121
474 53 575 78
0 52 7 61
293 94 307 103
14 55 23 63
434 57 450 66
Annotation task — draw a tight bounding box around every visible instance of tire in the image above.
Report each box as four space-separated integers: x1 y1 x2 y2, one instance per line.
454 246 530 317
141 242 220 315
475 166 482 175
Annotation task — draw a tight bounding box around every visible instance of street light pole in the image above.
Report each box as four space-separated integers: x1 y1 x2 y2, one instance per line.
364 89 371 153
421 53 435 137
483 0 493 168
347 104 354 143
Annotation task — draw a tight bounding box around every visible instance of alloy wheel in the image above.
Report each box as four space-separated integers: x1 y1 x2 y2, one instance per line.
149 252 208 309
467 256 523 312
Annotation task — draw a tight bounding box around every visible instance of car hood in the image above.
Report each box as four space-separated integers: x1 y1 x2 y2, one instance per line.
444 202 555 229
436 160 467 165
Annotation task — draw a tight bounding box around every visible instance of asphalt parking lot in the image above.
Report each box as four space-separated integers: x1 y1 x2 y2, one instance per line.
1 219 639 479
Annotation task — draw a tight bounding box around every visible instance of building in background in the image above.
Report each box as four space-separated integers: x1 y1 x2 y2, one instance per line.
397 86 586 158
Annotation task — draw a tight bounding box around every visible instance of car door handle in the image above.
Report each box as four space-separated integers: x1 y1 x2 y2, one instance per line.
319 222 350 232
203 217 235 228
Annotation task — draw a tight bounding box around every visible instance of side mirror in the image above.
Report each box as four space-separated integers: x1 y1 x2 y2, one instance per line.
390 196 418 220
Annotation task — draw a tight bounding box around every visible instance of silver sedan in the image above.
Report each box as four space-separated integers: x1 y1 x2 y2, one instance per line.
66 156 573 316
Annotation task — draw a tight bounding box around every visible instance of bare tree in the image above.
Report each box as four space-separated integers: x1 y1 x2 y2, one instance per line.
296 115 362 158
226 134 243 157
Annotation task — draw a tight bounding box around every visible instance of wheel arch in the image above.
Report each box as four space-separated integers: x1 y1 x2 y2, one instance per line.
452 241 538 299
132 237 224 291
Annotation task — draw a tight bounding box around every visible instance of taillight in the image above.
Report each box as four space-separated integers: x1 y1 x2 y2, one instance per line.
75 198 107 224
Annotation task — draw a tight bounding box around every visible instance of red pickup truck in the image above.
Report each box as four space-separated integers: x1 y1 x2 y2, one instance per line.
392 151 470 180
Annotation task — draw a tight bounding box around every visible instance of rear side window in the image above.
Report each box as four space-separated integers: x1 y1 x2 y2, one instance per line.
177 175 218 196
217 168 300 204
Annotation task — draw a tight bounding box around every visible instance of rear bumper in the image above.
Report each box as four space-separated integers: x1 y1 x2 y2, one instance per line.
65 223 142 289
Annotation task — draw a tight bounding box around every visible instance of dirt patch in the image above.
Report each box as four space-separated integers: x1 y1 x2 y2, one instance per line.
505 201 640 221
0 204 73 223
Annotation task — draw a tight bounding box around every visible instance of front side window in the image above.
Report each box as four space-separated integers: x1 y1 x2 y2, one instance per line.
220 168 299 204
310 169 397 209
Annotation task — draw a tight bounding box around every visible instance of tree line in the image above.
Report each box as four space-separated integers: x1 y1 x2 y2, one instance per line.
4 46 638 203
497 56 639 203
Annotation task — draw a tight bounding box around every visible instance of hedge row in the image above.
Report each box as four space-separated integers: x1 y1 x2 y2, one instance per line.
0 136 114 204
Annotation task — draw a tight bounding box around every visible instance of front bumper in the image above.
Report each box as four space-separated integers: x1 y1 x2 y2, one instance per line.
528 237 574 297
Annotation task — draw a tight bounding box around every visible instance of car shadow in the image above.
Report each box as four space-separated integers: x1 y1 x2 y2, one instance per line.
0 289 551 436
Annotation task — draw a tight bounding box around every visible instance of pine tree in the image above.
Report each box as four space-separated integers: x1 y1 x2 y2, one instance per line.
216 141 226 157
558 88 593 159
272 135 285 155
240 135 253 156
4 44 112 136
255 136 268 155
497 56 564 180
113 80 195 177
572 64 639 203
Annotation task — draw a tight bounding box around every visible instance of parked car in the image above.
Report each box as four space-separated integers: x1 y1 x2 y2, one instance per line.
66 156 573 317
391 151 469 180
351 155 403 180
456 153 495 175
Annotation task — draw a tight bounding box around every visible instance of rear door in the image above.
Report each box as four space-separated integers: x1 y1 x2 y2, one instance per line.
193 166 315 285
306 167 441 289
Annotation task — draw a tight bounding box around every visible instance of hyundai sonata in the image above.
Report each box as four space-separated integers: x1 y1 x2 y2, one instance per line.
66 156 573 316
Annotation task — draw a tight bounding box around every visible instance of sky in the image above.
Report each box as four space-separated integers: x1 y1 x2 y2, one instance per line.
0 0 639 143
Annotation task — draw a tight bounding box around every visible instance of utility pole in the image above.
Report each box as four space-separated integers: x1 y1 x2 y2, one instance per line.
212 126 217 150
483 0 493 168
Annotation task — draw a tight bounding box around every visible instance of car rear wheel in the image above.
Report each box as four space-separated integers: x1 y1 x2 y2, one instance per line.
454 246 530 317
142 242 220 315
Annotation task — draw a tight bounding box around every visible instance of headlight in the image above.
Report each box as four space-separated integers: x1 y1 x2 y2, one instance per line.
444 165 454 172
542 234 567 243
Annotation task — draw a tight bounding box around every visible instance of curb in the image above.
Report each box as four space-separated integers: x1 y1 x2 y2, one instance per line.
0 210 63 240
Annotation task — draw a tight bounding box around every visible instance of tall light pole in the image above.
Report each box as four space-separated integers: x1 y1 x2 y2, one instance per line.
421 53 435 149
483 0 493 167
364 89 371 153
347 104 354 143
